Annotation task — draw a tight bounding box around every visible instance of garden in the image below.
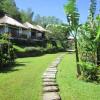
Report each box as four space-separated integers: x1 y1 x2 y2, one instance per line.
0 0 100 100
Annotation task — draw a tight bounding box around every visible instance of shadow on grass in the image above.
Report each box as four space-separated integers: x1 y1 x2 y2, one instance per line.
17 51 66 58
0 63 26 73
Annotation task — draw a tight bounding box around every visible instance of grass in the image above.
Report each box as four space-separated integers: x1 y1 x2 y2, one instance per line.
13 45 25 52
57 53 100 100
0 53 60 100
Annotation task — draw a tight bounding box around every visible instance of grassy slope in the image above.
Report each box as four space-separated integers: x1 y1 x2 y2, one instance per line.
0 53 60 100
57 53 100 100
13 45 25 52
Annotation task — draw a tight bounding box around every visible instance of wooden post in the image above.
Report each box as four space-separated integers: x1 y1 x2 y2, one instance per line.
4 24 8 33
26 29 31 39
19 27 22 37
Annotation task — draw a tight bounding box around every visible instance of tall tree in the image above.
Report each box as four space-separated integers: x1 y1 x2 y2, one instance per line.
96 14 100 65
64 0 81 76
87 0 98 65
0 0 21 21
33 15 63 27
46 24 70 49
20 8 34 23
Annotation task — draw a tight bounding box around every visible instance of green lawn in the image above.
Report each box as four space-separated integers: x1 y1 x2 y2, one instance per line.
57 53 100 100
0 53 60 100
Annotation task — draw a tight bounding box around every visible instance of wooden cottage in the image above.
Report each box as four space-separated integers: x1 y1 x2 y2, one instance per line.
0 15 27 38
23 22 47 40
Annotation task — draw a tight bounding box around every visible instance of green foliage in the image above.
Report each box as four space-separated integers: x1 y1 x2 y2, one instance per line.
20 8 34 23
64 0 80 30
88 0 97 20
95 15 100 40
0 33 15 67
33 15 63 27
0 0 21 21
79 24 97 63
64 0 81 76
13 45 25 52
78 0 98 65
24 47 43 53
46 24 69 49
79 62 100 82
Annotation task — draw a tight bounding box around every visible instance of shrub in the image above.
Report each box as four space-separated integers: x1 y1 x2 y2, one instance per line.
80 62 100 82
24 47 43 53
15 47 44 58
13 45 25 53
44 47 65 54
0 33 15 68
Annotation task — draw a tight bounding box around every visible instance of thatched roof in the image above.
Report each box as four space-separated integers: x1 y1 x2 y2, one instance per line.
23 22 39 30
23 22 48 32
36 25 47 32
0 15 26 28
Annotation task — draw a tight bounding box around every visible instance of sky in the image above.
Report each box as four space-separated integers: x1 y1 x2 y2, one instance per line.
15 0 100 23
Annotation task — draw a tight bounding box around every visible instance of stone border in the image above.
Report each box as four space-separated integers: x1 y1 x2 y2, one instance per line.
42 54 65 100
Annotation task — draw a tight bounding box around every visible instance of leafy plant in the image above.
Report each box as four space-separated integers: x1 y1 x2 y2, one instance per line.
64 0 81 76
79 62 100 82
0 33 15 67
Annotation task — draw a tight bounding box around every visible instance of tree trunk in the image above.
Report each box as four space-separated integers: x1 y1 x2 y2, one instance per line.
74 37 81 77
97 41 100 66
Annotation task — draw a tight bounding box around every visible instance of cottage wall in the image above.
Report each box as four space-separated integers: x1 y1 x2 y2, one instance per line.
0 26 5 34
22 29 31 39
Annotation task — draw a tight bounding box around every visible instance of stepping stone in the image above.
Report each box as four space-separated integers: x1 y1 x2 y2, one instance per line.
44 72 56 75
50 65 57 68
47 68 57 71
42 76 56 79
46 70 57 72
43 73 55 76
55 60 61 62
43 74 56 76
51 63 59 67
51 62 59 64
46 70 57 73
42 55 65 100
56 58 61 60
43 92 61 100
43 86 59 92
43 78 56 82
42 75 56 79
43 82 58 86
49 65 57 68
46 69 57 71
46 71 57 73
48 67 57 69
50 64 57 66
46 68 57 70
52 62 59 65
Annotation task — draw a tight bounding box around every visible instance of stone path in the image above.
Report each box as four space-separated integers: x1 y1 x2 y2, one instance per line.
42 54 65 100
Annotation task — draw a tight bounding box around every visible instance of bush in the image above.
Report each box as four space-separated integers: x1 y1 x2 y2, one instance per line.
24 47 43 53
80 62 100 83
13 45 25 53
15 47 44 58
44 47 66 54
0 43 15 67
11 38 47 47
0 33 15 68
